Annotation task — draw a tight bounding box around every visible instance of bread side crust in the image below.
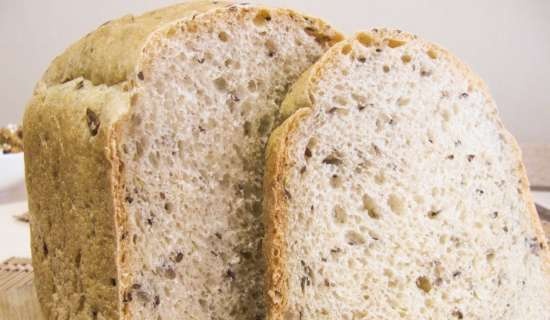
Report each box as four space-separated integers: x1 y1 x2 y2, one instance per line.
263 108 311 320
265 29 549 319
23 80 129 319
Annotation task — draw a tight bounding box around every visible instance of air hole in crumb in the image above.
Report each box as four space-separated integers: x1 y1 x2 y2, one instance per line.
387 194 406 214
148 152 160 168
253 9 271 26
330 175 343 188
247 80 258 92
218 31 229 42
341 44 352 55
305 138 317 159
363 194 380 219
427 49 438 59
346 231 366 245
334 205 347 224
374 172 385 185
265 39 277 57
322 151 343 166
397 97 410 106
257 114 273 136
213 77 228 91
243 121 252 136
416 276 432 293
356 33 374 47
387 38 406 48
401 55 412 63
164 202 174 213
486 251 495 262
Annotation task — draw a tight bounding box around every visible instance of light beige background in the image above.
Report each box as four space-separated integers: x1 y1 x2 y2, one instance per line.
1 0 548 143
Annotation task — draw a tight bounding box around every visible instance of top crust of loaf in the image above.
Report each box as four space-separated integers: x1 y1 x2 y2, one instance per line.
25 2 342 319
41 1 228 86
264 28 550 319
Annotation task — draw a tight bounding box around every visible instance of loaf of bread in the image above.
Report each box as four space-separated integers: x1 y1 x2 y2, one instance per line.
263 29 550 319
23 2 341 319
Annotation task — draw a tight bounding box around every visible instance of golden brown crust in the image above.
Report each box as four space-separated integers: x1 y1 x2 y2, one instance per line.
263 108 311 320
265 28 550 319
24 79 129 319
41 1 228 87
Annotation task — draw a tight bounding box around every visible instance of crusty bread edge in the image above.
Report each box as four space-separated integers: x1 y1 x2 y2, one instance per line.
263 107 311 320
264 29 549 319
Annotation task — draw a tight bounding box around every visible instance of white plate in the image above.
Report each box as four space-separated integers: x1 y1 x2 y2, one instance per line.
0 153 25 190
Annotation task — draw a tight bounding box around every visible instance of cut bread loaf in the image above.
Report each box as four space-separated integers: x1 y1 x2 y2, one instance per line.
264 29 550 319
23 2 342 319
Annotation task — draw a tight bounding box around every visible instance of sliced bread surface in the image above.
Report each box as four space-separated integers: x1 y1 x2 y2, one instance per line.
23 2 342 319
264 29 550 319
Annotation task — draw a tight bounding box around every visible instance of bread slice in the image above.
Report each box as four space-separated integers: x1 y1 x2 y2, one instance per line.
23 2 342 319
264 29 550 319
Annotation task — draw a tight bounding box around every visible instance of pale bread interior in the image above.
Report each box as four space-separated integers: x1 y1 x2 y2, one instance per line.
118 7 337 320
278 31 549 319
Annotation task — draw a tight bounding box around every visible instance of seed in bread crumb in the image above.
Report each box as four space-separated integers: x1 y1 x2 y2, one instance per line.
322 152 343 165
446 154 455 160
175 252 184 263
358 56 366 63
123 291 133 303
401 55 412 63
459 92 469 99
420 69 432 77
383 65 390 73
137 71 144 80
153 295 160 307
86 108 100 136
428 210 441 218
76 80 84 90
416 276 432 293
467 154 475 162
165 267 176 279
41 241 49 257
452 309 464 319
452 271 461 278
226 269 236 280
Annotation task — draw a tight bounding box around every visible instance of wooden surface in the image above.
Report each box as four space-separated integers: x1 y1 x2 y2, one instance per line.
0 258 44 320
